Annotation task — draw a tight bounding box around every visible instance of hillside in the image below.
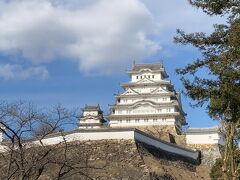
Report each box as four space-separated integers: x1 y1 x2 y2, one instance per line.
0 139 211 180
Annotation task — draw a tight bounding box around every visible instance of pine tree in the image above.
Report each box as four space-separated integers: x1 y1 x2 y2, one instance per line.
174 1 240 179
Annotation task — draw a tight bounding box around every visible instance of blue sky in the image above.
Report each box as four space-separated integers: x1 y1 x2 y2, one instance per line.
0 0 226 128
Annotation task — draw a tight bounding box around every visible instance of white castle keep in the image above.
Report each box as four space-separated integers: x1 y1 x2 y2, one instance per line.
80 63 187 132
108 63 187 133
0 63 225 155
78 63 224 146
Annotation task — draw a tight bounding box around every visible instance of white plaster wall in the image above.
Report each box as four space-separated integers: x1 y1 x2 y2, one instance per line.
79 126 101 129
0 131 3 142
115 107 175 115
115 110 126 115
130 86 169 95
118 96 171 105
110 118 175 127
134 130 199 160
186 133 224 145
131 72 161 82
32 131 135 146
132 106 158 114
135 87 156 94
0 131 134 152
81 118 99 124
83 111 98 116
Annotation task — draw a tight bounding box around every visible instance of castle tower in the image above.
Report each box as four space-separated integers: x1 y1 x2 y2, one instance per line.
108 63 187 133
79 105 107 129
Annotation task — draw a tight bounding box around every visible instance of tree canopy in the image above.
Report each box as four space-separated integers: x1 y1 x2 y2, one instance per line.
175 0 240 123
174 0 240 179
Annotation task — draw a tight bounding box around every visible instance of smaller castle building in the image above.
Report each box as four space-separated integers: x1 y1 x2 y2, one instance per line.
186 128 225 145
79 105 107 129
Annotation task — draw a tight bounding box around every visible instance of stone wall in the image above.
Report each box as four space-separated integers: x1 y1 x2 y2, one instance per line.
41 139 210 179
187 144 223 167
135 129 200 165
138 125 186 146
138 125 223 167
44 140 150 180
1 137 212 179
137 125 223 168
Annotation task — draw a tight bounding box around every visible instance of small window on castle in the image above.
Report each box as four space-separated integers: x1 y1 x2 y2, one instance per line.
148 75 151 78
144 75 146 78
136 76 138 79
140 76 142 79
152 75 154 78
126 120 130 123
162 118 166 121
144 119 148 122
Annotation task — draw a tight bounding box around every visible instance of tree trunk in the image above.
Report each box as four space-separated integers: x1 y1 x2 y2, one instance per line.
223 123 230 180
230 123 237 180
223 122 237 180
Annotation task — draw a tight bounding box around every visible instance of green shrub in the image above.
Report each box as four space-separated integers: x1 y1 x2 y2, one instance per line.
210 158 223 180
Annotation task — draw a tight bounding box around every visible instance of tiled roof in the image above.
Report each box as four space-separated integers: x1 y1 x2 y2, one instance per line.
130 63 163 71
121 81 171 87
186 127 219 134
79 123 103 126
83 104 101 111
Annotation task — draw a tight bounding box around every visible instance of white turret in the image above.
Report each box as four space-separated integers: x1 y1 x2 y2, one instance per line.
186 127 225 145
79 105 107 129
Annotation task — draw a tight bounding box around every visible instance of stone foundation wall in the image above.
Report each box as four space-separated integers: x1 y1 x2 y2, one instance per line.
187 144 223 167
138 125 177 135
138 125 186 147
50 140 150 180
138 126 223 168
138 125 176 141
1 137 213 179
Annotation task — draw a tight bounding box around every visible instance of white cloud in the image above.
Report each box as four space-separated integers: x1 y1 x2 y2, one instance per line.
0 0 226 76
0 64 48 80
0 0 159 74
142 0 225 43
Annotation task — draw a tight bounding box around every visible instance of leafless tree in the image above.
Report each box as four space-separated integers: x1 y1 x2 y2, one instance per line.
0 101 103 180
